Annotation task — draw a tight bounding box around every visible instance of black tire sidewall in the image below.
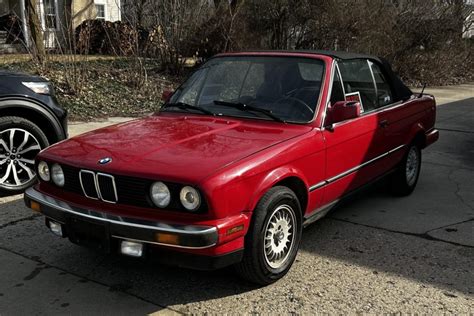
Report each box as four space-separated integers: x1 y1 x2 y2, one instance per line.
0 116 49 192
250 187 303 280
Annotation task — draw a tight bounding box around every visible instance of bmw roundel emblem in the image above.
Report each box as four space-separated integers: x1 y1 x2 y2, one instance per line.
98 157 112 165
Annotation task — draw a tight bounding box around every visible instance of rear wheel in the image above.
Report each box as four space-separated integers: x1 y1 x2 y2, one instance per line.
0 116 49 194
390 144 421 196
235 186 302 285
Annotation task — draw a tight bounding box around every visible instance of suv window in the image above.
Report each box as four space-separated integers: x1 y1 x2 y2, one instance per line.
369 61 393 107
338 59 377 112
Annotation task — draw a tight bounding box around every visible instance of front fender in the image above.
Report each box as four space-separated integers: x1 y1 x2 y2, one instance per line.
246 166 309 212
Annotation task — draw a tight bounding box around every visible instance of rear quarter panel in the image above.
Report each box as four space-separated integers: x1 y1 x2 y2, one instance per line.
383 95 436 160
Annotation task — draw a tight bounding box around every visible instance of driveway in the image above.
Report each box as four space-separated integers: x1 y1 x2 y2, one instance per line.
0 97 473 314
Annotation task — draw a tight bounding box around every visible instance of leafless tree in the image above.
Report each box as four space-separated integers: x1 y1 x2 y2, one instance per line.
26 0 46 64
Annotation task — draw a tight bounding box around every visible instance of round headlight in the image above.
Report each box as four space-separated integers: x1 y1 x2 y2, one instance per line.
51 163 65 187
150 182 171 208
37 161 50 181
180 186 201 211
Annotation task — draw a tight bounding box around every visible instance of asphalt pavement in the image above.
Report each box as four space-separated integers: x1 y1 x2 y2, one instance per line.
0 95 472 314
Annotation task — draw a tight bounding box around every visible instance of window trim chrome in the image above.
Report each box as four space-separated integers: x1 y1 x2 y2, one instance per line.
367 59 378 102
321 58 411 130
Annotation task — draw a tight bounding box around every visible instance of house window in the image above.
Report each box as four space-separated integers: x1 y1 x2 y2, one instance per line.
95 4 106 20
44 0 57 29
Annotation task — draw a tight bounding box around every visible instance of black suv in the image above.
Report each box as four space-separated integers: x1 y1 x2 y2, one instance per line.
0 71 67 194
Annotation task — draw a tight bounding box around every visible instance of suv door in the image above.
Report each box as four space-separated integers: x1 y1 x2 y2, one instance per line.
321 60 389 205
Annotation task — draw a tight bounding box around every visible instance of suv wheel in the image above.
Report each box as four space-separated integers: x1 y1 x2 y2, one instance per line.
0 116 49 194
235 186 302 285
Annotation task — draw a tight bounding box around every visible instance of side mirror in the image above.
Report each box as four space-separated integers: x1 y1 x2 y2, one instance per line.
161 90 173 102
326 100 361 127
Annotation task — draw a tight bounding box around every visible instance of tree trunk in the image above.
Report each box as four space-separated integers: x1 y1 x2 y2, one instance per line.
26 0 45 64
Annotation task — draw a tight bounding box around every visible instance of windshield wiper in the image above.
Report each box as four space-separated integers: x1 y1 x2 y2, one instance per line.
213 100 285 123
162 102 215 116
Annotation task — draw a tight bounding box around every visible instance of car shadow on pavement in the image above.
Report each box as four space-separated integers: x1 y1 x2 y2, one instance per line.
300 179 473 296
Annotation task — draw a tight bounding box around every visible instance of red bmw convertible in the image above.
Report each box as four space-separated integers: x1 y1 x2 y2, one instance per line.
24 51 438 284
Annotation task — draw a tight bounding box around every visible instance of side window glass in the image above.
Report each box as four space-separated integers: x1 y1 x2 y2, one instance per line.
338 60 377 112
330 65 345 104
369 61 393 107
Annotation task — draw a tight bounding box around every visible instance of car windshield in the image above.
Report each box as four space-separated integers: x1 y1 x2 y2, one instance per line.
166 56 325 123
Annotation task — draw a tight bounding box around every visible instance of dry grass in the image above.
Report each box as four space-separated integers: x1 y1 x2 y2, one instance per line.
0 54 182 120
0 54 121 64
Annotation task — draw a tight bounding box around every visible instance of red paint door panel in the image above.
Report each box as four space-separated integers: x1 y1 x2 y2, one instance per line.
322 111 385 204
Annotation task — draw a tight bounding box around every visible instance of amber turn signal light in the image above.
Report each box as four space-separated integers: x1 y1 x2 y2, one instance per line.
30 201 41 212
155 233 180 245
226 224 244 236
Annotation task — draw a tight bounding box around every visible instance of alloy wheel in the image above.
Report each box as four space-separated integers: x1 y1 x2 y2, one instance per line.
405 146 419 187
263 204 297 269
0 128 41 188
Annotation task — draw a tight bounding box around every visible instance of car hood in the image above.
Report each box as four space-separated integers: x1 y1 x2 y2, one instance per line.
41 113 312 182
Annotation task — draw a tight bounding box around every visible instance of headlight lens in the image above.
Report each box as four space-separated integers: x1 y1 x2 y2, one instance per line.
180 186 201 211
22 81 52 95
51 163 65 187
37 161 50 181
150 181 171 208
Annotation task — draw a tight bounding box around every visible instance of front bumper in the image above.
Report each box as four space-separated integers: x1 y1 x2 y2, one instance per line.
24 187 243 270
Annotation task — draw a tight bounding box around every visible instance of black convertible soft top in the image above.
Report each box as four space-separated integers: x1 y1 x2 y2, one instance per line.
245 50 414 102
299 50 413 102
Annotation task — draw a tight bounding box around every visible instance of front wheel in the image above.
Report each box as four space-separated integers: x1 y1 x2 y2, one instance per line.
390 144 421 196
0 116 49 195
235 186 302 285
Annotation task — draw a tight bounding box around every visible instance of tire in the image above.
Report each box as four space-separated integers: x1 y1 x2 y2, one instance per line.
0 116 49 194
235 186 303 285
390 144 421 196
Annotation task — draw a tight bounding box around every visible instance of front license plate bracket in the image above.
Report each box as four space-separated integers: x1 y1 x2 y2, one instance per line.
67 216 111 253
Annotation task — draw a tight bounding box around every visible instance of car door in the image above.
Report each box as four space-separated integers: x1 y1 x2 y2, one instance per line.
368 61 410 169
321 60 388 205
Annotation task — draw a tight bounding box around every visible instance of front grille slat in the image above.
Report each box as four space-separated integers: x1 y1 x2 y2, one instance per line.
97 173 117 203
79 170 99 199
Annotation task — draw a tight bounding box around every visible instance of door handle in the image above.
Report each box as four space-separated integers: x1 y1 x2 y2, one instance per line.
379 120 389 128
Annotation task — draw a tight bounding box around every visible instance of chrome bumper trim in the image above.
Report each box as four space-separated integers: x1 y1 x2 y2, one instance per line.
24 187 218 249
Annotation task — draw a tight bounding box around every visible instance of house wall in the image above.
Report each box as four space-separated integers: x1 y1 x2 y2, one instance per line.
71 0 95 29
42 0 71 48
93 0 121 22
70 0 121 29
